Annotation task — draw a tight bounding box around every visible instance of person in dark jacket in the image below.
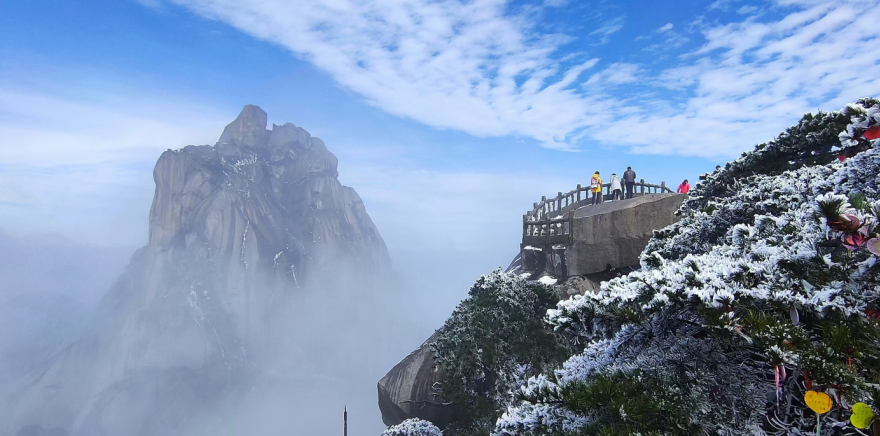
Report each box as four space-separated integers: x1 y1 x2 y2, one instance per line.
623 166 636 199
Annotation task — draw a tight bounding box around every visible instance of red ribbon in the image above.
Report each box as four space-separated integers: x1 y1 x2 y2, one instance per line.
865 125 880 140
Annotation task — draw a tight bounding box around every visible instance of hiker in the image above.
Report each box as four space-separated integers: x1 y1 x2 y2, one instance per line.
677 179 691 194
623 166 636 199
715 165 721 171
609 173 623 200
590 171 603 205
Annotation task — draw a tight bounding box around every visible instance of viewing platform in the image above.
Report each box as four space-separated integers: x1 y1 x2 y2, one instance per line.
518 180 683 277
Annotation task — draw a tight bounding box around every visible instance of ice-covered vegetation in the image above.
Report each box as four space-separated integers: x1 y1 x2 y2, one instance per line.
415 100 880 436
382 418 444 436
432 270 572 436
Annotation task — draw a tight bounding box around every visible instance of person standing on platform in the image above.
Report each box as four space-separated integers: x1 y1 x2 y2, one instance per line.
609 173 623 200
591 171 603 205
623 166 636 199
677 179 691 195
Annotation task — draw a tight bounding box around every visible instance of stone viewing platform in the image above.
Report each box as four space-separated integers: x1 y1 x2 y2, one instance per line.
519 180 684 277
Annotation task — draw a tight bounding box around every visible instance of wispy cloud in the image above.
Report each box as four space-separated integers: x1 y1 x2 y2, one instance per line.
0 89 225 166
140 0 880 158
737 5 761 15
637 22 688 50
708 0 741 11
156 0 612 151
598 0 880 155
589 15 626 44
585 63 640 87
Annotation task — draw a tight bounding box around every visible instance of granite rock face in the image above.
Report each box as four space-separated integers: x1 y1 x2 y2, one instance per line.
377 331 460 429
6 105 390 436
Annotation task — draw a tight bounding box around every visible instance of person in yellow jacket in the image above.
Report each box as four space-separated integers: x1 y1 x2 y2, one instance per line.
590 171 603 205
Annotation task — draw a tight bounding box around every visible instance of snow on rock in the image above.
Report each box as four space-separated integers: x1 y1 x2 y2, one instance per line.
381 418 443 436
537 276 557 286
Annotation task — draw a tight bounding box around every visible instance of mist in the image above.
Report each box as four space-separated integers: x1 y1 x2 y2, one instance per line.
207 247 512 435
0 225 514 436
0 230 134 386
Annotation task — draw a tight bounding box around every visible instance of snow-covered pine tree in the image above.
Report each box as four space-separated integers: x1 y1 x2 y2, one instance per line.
431 270 572 436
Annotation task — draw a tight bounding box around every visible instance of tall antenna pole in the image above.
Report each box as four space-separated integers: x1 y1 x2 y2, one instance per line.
344 405 348 436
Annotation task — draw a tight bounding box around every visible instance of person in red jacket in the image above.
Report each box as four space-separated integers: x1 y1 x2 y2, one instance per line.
677 179 691 194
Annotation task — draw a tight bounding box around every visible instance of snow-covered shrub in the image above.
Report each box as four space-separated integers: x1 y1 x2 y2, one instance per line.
432 269 571 436
382 418 443 436
696 99 879 203
649 98 880 262
496 101 880 436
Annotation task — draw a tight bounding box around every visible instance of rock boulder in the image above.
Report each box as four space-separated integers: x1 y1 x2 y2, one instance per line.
377 331 460 429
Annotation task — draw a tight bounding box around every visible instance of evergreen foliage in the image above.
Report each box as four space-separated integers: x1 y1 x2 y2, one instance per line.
431 270 572 436
697 98 879 203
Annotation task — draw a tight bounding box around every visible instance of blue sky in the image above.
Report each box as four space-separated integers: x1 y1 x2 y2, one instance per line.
2 0 879 272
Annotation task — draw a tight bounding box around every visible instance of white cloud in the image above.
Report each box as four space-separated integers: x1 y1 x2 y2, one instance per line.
599 0 880 156
589 15 626 44
585 63 640 87
708 0 741 11
0 89 226 166
737 5 761 14
657 23 674 32
153 0 619 150
141 0 880 159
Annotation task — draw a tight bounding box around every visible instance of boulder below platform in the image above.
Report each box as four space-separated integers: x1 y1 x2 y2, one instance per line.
377 331 460 428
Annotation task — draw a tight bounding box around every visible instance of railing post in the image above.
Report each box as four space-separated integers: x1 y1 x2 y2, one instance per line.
557 192 562 212
640 179 645 195
661 181 667 193
523 214 528 237
545 220 549 245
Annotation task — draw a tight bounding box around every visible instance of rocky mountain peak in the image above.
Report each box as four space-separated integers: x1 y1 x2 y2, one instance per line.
9 105 391 436
149 105 379 274
217 104 268 149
